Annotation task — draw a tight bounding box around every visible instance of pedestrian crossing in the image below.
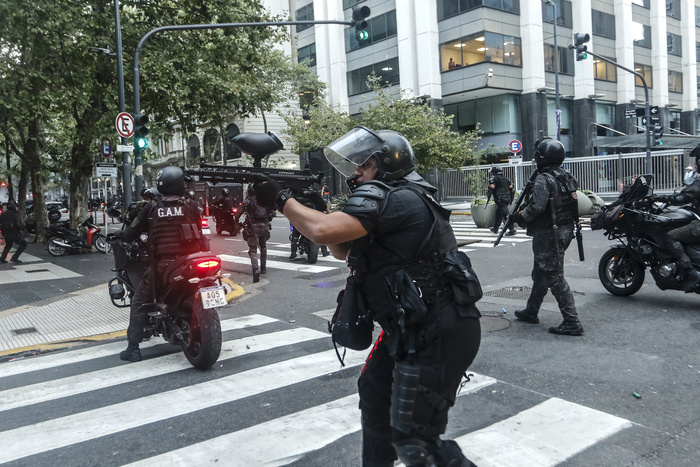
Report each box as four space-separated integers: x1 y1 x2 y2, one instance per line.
0 253 82 284
0 313 632 466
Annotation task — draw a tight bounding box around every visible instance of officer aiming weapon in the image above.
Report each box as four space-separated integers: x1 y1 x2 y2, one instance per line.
184 131 323 197
494 170 539 247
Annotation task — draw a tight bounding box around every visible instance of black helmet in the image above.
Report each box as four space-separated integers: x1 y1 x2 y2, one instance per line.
324 126 415 181
156 166 185 195
6 199 17 210
140 187 157 201
491 166 503 176
690 143 700 167
222 188 230 196
534 137 565 169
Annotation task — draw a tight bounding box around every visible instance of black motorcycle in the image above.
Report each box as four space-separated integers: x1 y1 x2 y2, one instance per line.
593 174 700 296
212 203 240 236
106 208 225 369
46 216 109 256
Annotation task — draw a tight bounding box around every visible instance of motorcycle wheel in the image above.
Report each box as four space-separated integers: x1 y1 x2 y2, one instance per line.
47 238 68 257
307 241 319 264
598 248 645 296
216 219 223 235
230 222 238 236
93 234 110 254
182 298 222 369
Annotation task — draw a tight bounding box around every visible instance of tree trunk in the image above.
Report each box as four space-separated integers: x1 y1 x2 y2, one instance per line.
25 118 48 242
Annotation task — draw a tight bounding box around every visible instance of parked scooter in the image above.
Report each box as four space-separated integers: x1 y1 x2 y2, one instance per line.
593 174 700 295
46 216 109 256
105 208 225 369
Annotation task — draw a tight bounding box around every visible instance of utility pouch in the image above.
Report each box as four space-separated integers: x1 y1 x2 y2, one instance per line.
364 268 428 331
443 250 483 308
328 275 373 351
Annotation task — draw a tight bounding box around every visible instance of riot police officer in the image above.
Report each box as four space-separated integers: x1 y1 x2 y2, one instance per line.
656 144 700 292
236 186 274 283
254 126 481 467
0 199 27 264
116 167 207 362
510 137 583 335
488 166 516 235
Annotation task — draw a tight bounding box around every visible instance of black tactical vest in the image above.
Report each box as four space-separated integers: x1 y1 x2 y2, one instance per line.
148 196 203 259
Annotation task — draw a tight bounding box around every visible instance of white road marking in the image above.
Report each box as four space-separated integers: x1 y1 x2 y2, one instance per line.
219 254 337 273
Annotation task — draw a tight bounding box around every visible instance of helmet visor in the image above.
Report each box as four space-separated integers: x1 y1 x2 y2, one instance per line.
323 127 383 178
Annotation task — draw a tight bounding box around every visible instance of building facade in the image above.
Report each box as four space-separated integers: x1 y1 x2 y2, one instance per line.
290 0 700 161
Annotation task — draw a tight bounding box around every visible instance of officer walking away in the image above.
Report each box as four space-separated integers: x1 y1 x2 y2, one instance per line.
0 199 27 264
488 166 516 236
656 144 700 292
214 188 234 211
510 137 583 336
115 167 208 362
236 185 274 283
254 126 481 467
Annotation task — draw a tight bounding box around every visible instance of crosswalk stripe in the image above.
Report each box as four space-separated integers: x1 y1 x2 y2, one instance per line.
219 254 337 273
126 374 497 467
457 398 633 467
0 314 277 378
0 348 368 464
0 327 327 412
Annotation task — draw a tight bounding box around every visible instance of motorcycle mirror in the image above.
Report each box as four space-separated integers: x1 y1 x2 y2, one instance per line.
107 208 122 218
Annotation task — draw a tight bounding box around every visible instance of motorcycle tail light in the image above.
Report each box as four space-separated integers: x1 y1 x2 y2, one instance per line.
201 219 209 228
231 208 238 213
196 259 221 270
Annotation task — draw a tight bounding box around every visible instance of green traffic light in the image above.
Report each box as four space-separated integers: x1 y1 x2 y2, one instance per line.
357 30 369 41
136 137 149 149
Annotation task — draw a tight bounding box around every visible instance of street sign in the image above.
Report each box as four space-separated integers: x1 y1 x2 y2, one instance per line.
641 116 660 125
100 137 112 158
508 139 522 154
635 106 659 117
115 112 135 138
96 163 118 178
117 144 134 153
625 109 636 119
508 155 523 165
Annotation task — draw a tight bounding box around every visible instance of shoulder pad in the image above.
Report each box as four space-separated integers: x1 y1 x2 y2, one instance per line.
344 181 391 215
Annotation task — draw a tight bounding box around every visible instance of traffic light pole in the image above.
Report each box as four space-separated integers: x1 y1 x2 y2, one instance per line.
577 50 652 175
130 18 357 199
114 0 133 207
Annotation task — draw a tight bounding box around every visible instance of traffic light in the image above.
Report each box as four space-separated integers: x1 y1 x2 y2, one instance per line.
573 33 590 61
133 113 149 149
653 124 664 146
352 5 371 42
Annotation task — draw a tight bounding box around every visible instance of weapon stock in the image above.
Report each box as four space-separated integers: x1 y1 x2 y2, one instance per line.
185 162 323 196
494 169 539 247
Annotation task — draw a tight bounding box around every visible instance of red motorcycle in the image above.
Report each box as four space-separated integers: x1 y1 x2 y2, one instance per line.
46 216 109 256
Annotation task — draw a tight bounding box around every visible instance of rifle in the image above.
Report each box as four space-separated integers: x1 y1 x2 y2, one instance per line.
494 169 539 247
550 197 562 274
185 162 323 196
484 192 492 210
574 195 585 261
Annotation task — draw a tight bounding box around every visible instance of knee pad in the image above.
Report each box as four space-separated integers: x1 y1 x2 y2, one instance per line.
391 362 449 438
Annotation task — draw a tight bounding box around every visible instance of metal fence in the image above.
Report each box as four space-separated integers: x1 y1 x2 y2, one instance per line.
437 149 688 200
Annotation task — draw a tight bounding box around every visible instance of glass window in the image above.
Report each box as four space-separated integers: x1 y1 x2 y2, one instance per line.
667 33 682 56
343 0 362 9
547 99 572 136
666 0 680 20
440 31 521 71
225 124 241 159
203 129 220 161
544 44 574 75
347 57 400 96
437 0 519 21
187 135 200 164
541 0 572 28
696 6 700 27
669 110 681 134
595 104 616 137
593 56 617 82
697 42 700 62
444 95 521 135
632 0 650 7
345 10 397 52
298 43 316 67
634 63 653 88
592 10 615 39
633 23 651 48
668 71 683 93
295 4 314 33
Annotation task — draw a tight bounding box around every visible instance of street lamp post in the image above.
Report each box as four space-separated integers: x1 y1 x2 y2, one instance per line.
544 0 561 140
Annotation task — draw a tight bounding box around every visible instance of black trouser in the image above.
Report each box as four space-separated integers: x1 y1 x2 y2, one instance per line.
1 235 27 261
245 222 270 273
665 220 700 270
493 199 513 231
127 259 173 345
358 304 481 465
525 227 578 322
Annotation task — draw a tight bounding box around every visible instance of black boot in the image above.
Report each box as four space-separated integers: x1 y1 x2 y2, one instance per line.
681 268 700 292
120 343 142 362
253 269 260 283
514 309 539 324
549 320 584 336
260 257 267 274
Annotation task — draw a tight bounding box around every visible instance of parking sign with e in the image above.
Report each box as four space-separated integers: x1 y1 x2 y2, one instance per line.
508 140 522 153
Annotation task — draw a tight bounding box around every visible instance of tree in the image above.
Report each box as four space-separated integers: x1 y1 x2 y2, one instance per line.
283 76 482 173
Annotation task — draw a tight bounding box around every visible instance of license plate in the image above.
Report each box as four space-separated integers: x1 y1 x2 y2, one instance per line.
200 285 227 309
202 228 211 235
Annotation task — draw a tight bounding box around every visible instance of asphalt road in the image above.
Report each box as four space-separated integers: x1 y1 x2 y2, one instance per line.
1 215 699 466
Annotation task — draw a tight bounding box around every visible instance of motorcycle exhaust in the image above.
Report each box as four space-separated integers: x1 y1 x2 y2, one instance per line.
53 240 78 249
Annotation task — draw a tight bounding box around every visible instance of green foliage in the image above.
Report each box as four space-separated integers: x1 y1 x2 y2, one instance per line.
283 75 482 170
471 196 485 206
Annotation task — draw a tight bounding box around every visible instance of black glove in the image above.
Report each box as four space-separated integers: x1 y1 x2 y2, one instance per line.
509 211 522 224
297 190 327 212
253 177 292 213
